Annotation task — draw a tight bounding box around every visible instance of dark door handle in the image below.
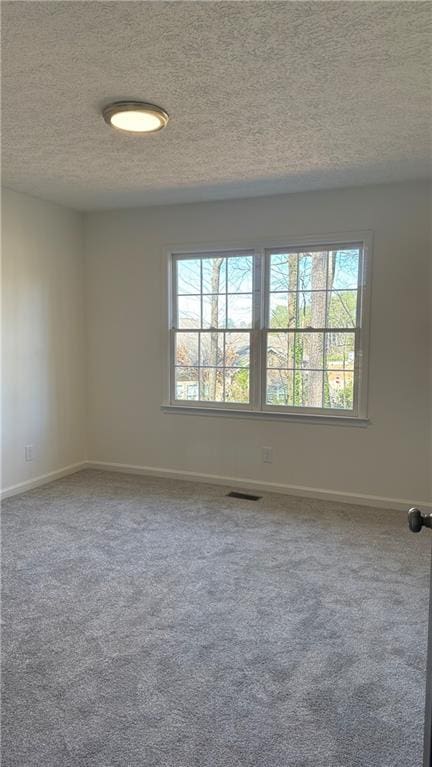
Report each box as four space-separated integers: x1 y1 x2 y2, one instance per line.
408 507 432 533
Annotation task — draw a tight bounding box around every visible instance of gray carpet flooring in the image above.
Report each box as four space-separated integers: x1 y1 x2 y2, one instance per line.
1 469 430 767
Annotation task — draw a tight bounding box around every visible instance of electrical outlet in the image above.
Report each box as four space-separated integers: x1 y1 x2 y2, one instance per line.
262 446 272 464
24 444 33 462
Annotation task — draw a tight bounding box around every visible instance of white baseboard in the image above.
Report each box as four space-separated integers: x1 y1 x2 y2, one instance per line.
2 458 430 512
1 461 87 500
85 460 432 512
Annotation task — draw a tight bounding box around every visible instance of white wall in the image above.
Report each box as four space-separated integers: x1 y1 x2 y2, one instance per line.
1 188 86 492
2 183 429 506
84 181 431 507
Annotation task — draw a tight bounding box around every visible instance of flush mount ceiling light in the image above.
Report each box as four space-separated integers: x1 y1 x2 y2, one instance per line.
102 101 169 134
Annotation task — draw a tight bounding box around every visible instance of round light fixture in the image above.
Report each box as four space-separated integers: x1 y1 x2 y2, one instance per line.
103 101 169 134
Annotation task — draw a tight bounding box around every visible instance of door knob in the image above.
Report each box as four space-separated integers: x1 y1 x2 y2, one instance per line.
408 507 432 533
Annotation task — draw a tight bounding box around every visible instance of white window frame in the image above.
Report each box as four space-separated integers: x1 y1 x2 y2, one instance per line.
162 232 372 425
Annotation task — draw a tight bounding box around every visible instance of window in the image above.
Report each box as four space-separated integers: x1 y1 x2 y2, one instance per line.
168 236 370 421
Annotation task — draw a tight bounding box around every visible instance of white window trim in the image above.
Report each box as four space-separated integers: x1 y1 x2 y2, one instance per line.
161 231 372 425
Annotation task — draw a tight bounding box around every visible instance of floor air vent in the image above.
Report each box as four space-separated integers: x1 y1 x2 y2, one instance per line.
226 491 262 501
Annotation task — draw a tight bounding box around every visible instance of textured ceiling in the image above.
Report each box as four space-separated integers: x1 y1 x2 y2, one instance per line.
2 1 431 210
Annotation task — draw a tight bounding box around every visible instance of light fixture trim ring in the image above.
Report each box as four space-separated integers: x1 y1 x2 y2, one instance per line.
102 101 169 133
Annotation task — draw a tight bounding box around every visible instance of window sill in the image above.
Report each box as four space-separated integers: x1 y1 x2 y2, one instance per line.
161 404 370 427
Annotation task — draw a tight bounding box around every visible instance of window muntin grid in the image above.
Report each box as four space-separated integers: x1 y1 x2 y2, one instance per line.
264 246 362 413
170 242 367 417
172 252 254 406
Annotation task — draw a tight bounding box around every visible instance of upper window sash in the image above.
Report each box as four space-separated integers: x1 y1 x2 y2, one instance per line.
264 243 364 332
172 249 256 332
